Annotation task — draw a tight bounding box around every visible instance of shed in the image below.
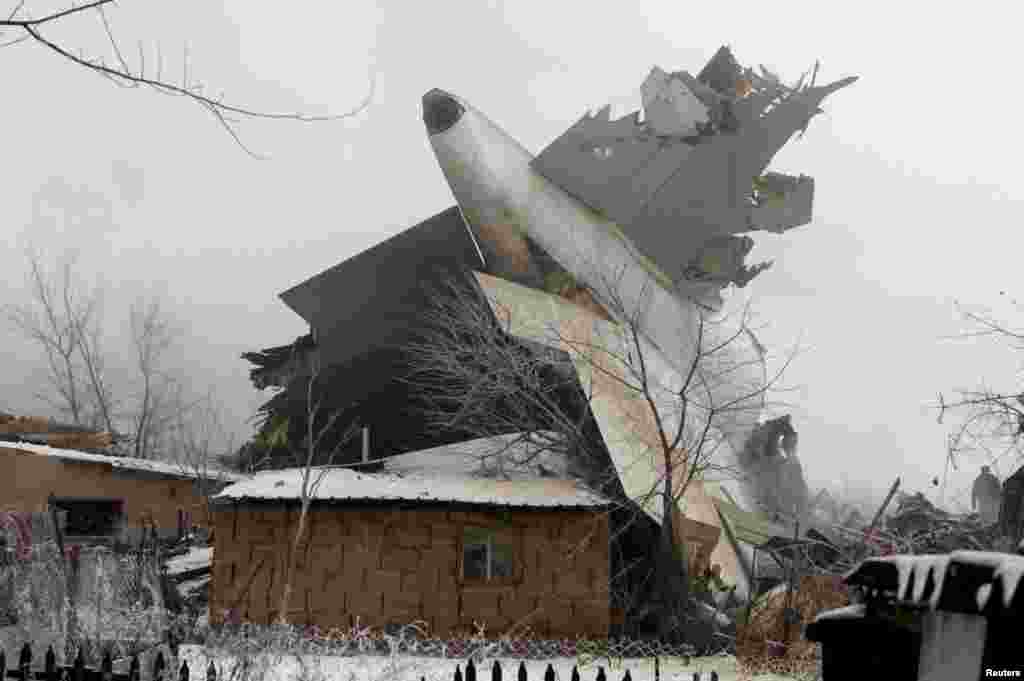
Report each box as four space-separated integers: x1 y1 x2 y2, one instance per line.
0 442 245 543
209 464 614 637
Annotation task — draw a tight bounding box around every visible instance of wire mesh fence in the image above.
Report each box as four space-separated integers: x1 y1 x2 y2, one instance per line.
1 511 169 663
203 621 700 662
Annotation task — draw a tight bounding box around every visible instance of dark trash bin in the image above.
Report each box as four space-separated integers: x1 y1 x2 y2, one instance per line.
805 551 1024 680
804 603 920 680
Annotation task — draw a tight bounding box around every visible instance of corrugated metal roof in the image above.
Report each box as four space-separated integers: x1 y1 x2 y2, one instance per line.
213 466 611 509
3 442 249 482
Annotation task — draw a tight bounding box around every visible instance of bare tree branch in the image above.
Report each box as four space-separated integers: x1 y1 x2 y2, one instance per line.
1 0 376 158
938 300 1024 475
275 355 360 624
401 268 795 639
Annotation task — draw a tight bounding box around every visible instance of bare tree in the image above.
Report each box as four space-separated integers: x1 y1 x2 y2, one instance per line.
403 269 793 640
170 392 238 528
7 250 216 459
70 289 118 435
6 251 94 424
128 296 180 458
938 299 1024 474
0 0 375 157
5 249 117 433
275 357 360 625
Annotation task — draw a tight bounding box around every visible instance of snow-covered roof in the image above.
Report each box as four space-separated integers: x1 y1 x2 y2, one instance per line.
165 547 213 576
2 442 249 482
214 466 611 509
380 433 572 478
811 603 866 623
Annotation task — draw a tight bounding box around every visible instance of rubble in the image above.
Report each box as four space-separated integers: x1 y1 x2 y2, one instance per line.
883 492 1001 554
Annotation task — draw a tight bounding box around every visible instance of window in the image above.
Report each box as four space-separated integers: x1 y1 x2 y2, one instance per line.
462 526 515 581
49 498 125 538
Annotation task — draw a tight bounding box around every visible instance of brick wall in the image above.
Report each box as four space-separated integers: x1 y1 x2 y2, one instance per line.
210 503 611 638
0 446 212 537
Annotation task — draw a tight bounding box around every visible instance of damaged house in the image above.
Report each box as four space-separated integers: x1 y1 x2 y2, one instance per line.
210 436 614 635
236 46 854 634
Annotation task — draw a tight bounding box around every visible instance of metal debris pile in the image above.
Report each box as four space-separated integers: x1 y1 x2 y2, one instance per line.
883 492 1002 554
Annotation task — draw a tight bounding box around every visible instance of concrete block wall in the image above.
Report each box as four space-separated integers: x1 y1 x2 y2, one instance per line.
211 503 611 638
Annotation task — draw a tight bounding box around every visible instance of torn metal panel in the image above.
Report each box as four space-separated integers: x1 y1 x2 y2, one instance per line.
641 66 709 136
696 45 746 97
750 172 814 234
241 333 317 390
277 205 483 369
529 46 856 289
502 109 666 229
743 74 859 178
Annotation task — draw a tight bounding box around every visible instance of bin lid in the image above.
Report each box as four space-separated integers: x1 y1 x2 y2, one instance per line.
843 551 1024 617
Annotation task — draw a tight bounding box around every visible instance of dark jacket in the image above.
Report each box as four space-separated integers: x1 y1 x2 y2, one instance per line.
972 471 1002 508
999 466 1024 540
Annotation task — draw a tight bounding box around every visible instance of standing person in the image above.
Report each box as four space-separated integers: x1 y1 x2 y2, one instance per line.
972 465 1002 525
999 464 1024 547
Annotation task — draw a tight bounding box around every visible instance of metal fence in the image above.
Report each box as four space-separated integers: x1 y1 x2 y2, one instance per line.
0 644 176 681
3 646 725 681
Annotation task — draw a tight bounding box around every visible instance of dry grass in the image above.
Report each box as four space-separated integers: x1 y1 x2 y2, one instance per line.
732 575 847 680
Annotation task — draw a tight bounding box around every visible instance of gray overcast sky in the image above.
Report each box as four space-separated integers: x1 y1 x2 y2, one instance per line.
2 0 1021 511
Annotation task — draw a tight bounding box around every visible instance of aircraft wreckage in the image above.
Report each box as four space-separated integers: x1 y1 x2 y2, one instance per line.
243 46 857 597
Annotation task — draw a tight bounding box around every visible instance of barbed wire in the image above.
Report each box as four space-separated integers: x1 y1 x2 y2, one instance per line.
202 623 699 662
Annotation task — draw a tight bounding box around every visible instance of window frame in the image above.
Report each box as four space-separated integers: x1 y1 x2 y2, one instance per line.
459 523 521 587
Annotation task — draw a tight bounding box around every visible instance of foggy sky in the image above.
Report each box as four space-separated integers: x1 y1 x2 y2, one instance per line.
2 0 1021 511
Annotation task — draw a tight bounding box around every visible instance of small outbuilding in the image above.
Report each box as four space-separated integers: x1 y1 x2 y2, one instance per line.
0 442 244 543
209 459 614 638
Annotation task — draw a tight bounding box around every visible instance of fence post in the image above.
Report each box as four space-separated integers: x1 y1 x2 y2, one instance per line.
571 667 580 681
466 659 476 681
454 664 462 681
128 656 140 681
18 642 31 681
517 662 526 681
544 663 554 681
45 646 57 681
206 660 217 681
101 650 113 681
154 652 165 681
621 672 631 681
595 667 605 681
491 661 502 681
72 647 85 681
654 657 659 681
179 661 189 681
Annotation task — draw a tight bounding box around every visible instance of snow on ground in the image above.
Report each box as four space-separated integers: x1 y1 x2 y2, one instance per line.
166 547 213 575
178 646 800 681
177 576 210 596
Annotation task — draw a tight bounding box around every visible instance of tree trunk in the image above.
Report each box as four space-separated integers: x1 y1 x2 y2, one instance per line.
655 487 690 642
277 502 311 624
